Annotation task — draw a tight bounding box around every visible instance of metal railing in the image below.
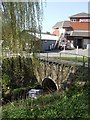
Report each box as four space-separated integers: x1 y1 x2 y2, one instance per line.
39 52 89 67
2 50 89 67
59 52 88 67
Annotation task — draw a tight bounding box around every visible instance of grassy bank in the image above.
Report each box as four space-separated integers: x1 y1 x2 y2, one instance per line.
2 82 89 119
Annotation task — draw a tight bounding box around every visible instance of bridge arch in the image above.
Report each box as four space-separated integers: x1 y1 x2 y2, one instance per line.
42 77 58 93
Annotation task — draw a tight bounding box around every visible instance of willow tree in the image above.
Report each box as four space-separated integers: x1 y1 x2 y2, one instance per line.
1 1 44 100
2 1 43 54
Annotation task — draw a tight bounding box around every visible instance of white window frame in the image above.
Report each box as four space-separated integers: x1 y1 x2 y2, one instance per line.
71 19 77 22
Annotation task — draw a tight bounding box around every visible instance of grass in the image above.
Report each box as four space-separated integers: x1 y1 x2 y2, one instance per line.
53 56 88 63
2 83 89 119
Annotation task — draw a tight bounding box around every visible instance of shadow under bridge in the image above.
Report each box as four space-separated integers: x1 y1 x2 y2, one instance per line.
42 78 57 93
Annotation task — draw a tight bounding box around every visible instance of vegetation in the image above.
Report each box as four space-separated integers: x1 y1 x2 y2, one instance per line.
53 56 88 63
2 57 39 104
1 1 44 103
2 66 89 119
2 82 89 119
2 2 43 54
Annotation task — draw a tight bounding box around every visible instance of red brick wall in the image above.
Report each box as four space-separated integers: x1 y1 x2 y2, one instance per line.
70 18 90 30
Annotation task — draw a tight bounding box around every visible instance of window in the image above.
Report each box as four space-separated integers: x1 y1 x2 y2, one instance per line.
79 19 90 22
71 19 76 22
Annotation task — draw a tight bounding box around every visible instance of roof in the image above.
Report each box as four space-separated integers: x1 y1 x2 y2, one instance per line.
70 30 90 37
37 33 59 40
52 21 71 29
28 32 59 40
52 21 63 29
69 12 90 18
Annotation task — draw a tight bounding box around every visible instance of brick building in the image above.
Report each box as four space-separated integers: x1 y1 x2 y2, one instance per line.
52 12 90 49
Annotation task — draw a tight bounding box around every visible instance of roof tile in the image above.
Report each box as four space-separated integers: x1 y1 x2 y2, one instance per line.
69 12 90 18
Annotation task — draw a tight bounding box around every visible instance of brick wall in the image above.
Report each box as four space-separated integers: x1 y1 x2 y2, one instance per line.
70 17 90 30
70 21 90 30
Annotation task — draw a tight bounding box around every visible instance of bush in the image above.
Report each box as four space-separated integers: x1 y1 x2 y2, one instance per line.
2 57 39 103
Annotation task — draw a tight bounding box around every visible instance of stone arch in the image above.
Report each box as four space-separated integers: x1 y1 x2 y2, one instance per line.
42 77 58 93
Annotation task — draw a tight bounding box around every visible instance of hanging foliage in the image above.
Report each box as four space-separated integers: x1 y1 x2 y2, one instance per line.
1 1 44 103
2 1 43 54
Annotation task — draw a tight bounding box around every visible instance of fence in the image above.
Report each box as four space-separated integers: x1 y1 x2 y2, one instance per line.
2 49 89 67
39 52 88 67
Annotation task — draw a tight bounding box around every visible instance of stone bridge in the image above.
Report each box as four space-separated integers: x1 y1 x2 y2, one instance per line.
34 58 79 92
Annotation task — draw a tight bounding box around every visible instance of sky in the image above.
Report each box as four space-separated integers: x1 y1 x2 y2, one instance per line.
42 2 89 33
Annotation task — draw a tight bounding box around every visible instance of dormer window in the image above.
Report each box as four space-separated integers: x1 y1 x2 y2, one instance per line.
71 19 76 22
